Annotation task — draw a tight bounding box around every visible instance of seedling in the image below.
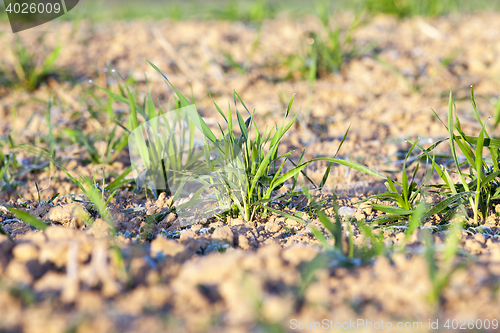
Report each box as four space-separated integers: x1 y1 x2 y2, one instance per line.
304 187 389 261
422 88 500 225
3 37 62 91
123 60 386 224
53 158 115 228
284 3 364 80
0 137 22 192
351 88 499 227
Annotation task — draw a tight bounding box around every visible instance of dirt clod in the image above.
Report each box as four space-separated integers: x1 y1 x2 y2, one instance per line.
45 203 90 229
211 225 235 245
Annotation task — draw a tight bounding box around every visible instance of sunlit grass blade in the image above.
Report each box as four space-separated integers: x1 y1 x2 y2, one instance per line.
370 204 414 216
2 205 48 230
303 187 343 252
420 191 473 221
357 221 384 255
403 202 426 245
320 125 350 189
474 126 485 224
146 59 191 107
105 166 133 192
263 205 307 224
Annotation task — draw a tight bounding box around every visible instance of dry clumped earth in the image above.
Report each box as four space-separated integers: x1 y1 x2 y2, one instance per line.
2 12 500 333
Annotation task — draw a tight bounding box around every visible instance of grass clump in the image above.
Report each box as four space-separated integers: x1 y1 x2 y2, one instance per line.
1 37 63 91
364 0 459 18
116 60 383 223
425 87 500 225
357 137 471 226
156 60 385 222
355 87 500 227
285 3 364 80
305 188 388 264
0 133 52 196
53 157 117 229
0 137 22 193
304 186 463 310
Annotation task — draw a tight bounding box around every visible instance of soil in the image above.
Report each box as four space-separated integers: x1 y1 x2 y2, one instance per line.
1 12 500 333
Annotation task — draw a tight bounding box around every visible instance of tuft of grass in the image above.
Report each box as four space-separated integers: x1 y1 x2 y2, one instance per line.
60 126 129 165
285 3 365 81
119 60 385 223
357 136 471 226
53 158 116 229
155 60 388 222
304 187 389 263
98 69 202 198
357 138 429 224
423 87 500 225
2 37 62 91
351 87 500 227
0 137 23 193
298 187 394 302
56 79 136 166
364 0 459 18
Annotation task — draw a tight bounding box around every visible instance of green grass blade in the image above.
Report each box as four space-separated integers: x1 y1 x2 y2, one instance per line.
474 126 485 224
236 109 249 142
318 209 343 252
404 202 426 244
234 91 252 117
145 74 157 120
285 93 296 118
210 98 228 123
370 204 414 215
320 125 350 189
3 205 48 230
40 45 61 73
53 159 88 197
421 191 473 221
463 136 500 149
46 100 56 156
146 59 192 108
105 167 133 192
448 90 460 173
263 205 307 224
357 221 384 255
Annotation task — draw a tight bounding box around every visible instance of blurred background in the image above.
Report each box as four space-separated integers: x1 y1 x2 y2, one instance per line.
2 0 500 23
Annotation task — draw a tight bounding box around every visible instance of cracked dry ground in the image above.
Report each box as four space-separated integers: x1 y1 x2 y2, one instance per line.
2 12 500 333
